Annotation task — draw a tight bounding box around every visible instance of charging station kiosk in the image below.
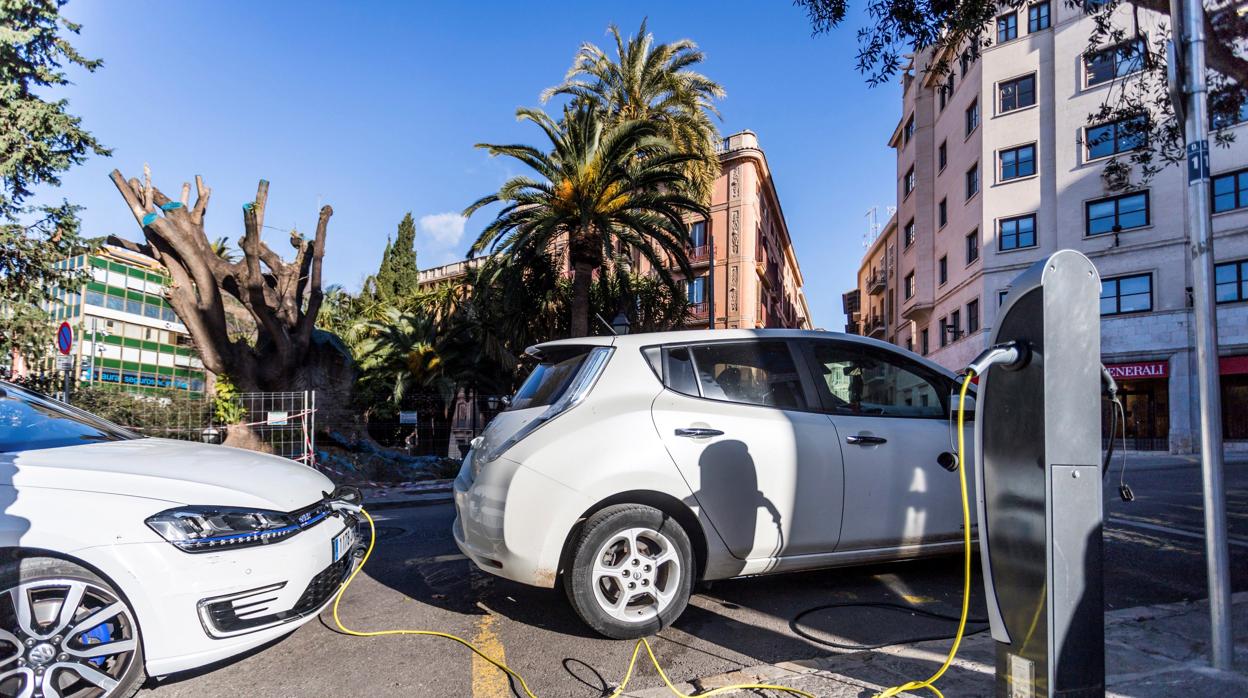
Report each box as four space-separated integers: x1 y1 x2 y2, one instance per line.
974 250 1105 698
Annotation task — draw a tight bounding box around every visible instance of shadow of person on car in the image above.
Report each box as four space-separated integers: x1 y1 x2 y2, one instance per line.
693 439 784 577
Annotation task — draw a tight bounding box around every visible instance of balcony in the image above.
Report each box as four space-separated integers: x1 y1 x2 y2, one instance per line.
688 244 710 265
864 314 886 338
845 322 860 335
867 270 886 295
688 302 709 319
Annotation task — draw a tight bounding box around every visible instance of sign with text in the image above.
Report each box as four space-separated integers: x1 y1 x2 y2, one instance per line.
399 411 419 425
1105 360 1168 380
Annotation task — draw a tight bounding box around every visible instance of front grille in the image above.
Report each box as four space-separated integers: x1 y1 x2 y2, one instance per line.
198 526 359 638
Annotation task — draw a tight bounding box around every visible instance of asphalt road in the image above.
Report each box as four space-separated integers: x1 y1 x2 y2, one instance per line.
141 458 1248 697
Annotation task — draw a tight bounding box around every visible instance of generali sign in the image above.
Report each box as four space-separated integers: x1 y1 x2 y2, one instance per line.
1106 361 1169 379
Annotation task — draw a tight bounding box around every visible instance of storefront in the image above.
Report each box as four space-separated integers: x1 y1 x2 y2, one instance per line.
1222 355 1248 443
1104 360 1170 451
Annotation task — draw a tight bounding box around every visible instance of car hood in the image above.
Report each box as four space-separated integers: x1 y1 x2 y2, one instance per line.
0 438 334 511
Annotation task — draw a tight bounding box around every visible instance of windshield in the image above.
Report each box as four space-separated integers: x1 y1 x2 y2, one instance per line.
509 347 593 411
0 383 140 453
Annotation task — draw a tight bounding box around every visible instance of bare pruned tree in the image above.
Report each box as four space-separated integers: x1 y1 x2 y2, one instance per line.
108 167 354 441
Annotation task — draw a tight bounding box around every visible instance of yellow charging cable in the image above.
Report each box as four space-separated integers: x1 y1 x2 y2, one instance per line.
332 508 815 698
874 371 976 698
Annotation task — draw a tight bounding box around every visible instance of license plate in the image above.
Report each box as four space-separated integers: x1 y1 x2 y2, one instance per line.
332 525 355 563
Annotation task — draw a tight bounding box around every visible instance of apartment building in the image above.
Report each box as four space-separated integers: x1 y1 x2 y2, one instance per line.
19 245 207 393
420 130 813 330
845 3 1248 453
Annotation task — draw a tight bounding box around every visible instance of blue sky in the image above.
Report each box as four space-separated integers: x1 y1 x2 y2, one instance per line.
52 1 900 329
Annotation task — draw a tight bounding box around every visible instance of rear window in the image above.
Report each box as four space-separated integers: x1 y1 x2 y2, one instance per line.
0 384 138 453
509 347 592 411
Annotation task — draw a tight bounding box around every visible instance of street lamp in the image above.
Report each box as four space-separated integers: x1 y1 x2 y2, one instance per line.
201 426 222 444
611 311 631 335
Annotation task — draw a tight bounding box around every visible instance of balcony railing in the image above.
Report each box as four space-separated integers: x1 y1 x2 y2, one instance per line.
867 271 886 295
864 315 886 337
688 244 710 263
688 302 709 319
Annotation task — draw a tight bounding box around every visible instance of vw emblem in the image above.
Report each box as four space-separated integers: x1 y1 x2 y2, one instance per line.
28 643 56 666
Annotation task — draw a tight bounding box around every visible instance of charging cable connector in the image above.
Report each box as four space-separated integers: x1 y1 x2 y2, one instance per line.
964 341 1030 377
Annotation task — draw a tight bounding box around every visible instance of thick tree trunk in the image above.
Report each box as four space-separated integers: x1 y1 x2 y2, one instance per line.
569 260 595 337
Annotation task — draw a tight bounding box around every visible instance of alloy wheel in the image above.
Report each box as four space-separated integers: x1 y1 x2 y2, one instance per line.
0 578 138 698
590 527 681 623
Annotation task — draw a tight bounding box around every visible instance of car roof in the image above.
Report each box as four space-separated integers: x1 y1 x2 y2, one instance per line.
530 329 959 379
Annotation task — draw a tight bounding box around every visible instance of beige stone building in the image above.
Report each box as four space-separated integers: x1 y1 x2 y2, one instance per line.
845 3 1248 453
420 130 812 331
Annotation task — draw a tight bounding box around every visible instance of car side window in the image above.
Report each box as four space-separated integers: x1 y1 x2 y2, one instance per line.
663 346 700 396
806 342 945 418
680 341 808 410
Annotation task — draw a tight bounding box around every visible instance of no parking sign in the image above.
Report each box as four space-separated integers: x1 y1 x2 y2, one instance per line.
56 322 73 355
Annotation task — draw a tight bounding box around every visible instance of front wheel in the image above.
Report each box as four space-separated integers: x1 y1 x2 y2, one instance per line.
564 504 694 639
0 557 145 698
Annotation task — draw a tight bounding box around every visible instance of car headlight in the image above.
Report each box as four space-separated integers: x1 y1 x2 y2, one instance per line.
146 505 318 553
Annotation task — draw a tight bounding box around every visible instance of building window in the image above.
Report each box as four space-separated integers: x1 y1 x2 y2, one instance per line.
967 298 981 333
997 13 1018 43
966 229 980 264
938 198 948 228
920 328 930 355
999 74 1036 113
939 317 949 347
904 166 916 197
1212 168 1248 213
688 220 707 247
966 163 979 199
950 309 961 340
686 276 706 304
1085 39 1147 87
938 255 948 285
1211 89 1248 130
1086 191 1150 235
938 141 947 171
1215 259 1248 303
1086 115 1148 159
999 143 1037 180
1028 1 1051 31
1100 273 1152 315
904 271 915 299
904 219 916 247
904 114 915 144
939 74 954 110
966 99 980 135
960 46 977 76
906 337 914 352
1000 214 1037 250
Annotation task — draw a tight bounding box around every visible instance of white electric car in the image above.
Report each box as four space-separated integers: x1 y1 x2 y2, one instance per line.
0 382 361 697
454 329 975 639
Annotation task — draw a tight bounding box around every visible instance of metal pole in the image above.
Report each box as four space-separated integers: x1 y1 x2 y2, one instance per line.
707 223 715 329
1173 0 1233 670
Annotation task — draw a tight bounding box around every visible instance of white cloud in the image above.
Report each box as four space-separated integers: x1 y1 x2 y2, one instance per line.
419 212 467 247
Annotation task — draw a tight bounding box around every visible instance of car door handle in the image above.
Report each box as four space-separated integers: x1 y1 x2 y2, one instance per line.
846 434 887 445
675 427 724 438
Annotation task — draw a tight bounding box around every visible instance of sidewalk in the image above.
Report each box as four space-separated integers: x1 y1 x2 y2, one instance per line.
628 593 1248 697
1115 452 1248 471
359 479 453 508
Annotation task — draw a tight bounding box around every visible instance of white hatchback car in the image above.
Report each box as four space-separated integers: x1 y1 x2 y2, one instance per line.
454 329 974 639
0 382 361 698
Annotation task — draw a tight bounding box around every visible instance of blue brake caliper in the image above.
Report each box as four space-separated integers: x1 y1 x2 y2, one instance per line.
79 623 112 667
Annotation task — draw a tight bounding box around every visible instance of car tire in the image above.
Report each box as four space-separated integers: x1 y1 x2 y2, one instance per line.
0 557 145 698
564 504 694 640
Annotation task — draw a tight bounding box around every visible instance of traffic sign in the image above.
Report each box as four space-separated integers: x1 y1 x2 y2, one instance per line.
56 322 73 355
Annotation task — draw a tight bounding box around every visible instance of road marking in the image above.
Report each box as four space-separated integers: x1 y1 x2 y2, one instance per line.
470 613 508 698
1107 516 1248 549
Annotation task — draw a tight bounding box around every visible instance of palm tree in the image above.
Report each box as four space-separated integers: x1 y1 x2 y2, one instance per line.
464 105 708 337
352 307 454 405
542 20 725 203
209 236 237 262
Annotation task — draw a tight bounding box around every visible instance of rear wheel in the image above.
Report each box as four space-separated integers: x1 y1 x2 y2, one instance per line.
564 504 693 639
0 557 144 698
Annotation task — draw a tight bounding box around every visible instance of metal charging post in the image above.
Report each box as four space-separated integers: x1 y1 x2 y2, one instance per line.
974 250 1105 698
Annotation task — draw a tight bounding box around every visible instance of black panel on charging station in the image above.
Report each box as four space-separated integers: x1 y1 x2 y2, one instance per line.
975 250 1105 698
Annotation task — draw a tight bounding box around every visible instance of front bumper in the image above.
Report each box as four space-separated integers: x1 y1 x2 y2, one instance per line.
80 511 362 677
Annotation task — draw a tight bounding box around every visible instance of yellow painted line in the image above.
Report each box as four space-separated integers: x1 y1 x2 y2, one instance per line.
470 613 508 697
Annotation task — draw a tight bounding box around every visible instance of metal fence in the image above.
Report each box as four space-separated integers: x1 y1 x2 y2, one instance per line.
234 391 316 463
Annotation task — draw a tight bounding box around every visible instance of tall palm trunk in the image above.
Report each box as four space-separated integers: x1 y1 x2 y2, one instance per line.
570 259 595 337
